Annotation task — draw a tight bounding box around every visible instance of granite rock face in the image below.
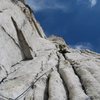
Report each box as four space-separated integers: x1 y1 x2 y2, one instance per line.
0 0 100 100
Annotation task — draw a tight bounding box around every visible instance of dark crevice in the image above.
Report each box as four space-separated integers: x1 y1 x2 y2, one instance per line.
0 77 7 84
58 44 70 60
0 62 21 84
14 69 52 100
44 76 49 100
71 64 87 94
58 45 89 98
56 45 72 100
11 17 33 60
0 8 8 12
56 52 60 72
2 68 21 84
4 76 20 83
1 25 26 61
69 62 88 96
56 52 70 100
11 60 23 67
60 74 70 100
25 4 33 13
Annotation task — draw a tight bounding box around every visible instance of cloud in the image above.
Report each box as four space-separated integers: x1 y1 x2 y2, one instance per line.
72 42 93 50
77 0 97 7
27 0 97 12
26 0 69 12
89 0 97 7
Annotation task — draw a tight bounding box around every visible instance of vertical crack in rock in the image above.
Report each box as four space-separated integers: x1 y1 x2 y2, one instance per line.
20 2 44 38
56 53 70 100
0 60 23 84
70 61 88 96
14 68 53 100
31 17 43 38
60 76 69 100
0 65 8 84
57 46 90 100
33 75 48 100
59 60 90 100
1 26 21 50
0 1 100 100
48 70 68 100
58 46 87 96
11 17 33 60
70 62 100 100
44 76 49 100
21 5 36 33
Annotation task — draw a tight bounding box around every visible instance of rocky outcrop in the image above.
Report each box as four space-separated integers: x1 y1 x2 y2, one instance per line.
0 0 100 100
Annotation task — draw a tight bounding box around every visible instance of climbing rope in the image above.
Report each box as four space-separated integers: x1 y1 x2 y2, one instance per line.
0 68 53 100
14 68 53 100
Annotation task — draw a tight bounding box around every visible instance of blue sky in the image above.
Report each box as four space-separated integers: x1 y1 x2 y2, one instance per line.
27 0 100 53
